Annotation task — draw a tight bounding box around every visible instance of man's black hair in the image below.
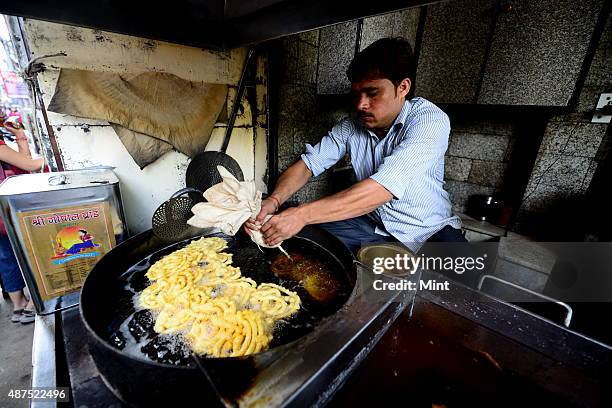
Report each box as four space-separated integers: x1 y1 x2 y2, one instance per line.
346 37 415 99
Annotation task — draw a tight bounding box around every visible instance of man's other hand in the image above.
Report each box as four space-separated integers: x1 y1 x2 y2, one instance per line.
244 197 278 235
260 207 307 246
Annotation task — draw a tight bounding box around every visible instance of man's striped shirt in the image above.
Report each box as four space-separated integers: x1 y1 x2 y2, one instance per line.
300 97 461 251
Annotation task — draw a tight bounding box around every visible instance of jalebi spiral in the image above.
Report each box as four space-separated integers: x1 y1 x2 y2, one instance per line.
138 237 300 357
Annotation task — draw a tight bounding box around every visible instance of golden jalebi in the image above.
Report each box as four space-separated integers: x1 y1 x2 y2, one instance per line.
138 237 300 357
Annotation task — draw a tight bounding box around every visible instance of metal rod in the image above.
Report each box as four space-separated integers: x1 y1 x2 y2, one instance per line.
477 274 573 327
14 18 66 171
221 47 255 153
38 98 65 171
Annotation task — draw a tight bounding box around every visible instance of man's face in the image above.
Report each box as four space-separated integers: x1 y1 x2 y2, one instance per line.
350 77 410 130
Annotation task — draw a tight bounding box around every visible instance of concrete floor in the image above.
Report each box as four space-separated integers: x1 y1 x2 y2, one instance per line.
0 297 34 408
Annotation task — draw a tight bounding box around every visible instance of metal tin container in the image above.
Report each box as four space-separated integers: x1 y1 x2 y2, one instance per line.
0 167 128 314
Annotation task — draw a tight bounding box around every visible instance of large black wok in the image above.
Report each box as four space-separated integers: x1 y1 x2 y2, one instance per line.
80 226 356 406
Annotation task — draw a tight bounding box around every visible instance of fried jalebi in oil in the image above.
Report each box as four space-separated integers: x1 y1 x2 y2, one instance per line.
138 237 300 357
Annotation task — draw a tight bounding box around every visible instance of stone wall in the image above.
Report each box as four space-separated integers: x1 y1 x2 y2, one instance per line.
277 27 523 215
514 11 611 238
443 118 518 213
275 9 611 238
277 31 351 203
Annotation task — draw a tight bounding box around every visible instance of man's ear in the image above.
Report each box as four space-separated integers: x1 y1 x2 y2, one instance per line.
398 78 411 98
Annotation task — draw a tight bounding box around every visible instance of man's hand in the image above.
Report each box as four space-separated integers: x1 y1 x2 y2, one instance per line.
260 207 307 246
244 197 278 235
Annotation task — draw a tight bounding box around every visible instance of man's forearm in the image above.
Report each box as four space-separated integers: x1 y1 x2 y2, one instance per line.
298 178 392 224
269 159 312 204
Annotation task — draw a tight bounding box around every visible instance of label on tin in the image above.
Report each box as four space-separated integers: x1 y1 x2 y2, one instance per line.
17 202 116 300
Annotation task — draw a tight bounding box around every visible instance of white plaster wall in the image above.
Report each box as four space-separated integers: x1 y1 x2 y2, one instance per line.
24 20 246 84
52 125 190 233
23 20 267 235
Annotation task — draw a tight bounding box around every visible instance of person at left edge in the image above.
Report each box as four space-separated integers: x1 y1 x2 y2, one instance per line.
0 123 44 324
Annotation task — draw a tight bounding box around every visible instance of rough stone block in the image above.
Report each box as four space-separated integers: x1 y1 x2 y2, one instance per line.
298 30 320 46
479 121 516 137
530 154 591 189
468 160 507 187
278 85 317 122
575 85 604 113
293 122 329 155
296 41 318 86
520 181 575 213
547 113 589 124
278 154 299 173
293 130 310 155
360 8 420 50
521 154 591 211
451 119 516 136
539 122 607 158
478 0 603 106
444 156 472 181
416 0 494 104
320 107 352 128
447 133 510 161
281 37 299 82
277 120 295 157
294 180 331 203
317 21 358 94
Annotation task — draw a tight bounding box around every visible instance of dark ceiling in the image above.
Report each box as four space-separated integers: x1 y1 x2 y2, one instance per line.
1 0 444 50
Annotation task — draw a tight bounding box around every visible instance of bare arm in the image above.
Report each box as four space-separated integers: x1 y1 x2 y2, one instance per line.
298 178 391 224
5 126 33 158
0 145 44 172
260 179 392 246
15 131 33 158
245 119 350 235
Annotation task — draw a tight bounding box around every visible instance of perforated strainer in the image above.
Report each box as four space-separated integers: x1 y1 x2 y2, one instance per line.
152 187 202 240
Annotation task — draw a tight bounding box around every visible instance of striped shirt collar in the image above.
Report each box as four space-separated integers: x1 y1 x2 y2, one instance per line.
362 99 413 138
393 99 413 127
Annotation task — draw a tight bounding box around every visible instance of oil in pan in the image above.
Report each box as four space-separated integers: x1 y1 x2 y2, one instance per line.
106 233 352 365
